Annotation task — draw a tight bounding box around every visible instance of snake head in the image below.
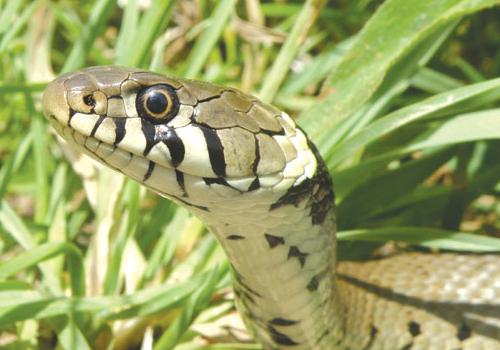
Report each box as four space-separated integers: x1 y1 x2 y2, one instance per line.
43 66 317 209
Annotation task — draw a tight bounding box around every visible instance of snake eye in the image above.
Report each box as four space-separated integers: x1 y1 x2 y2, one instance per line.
136 84 179 124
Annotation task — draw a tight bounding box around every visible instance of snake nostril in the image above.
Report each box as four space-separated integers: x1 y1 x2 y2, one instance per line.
83 94 96 107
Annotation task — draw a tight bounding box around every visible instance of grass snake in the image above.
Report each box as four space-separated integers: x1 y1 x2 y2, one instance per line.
42 66 500 349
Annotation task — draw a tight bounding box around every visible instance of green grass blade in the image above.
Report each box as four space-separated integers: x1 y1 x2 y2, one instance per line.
300 0 500 141
281 38 354 95
338 227 500 252
0 0 44 54
103 181 141 295
0 133 32 201
0 271 212 326
326 78 500 169
56 318 92 350
46 163 67 225
0 281 32 291
62 0 117 72
153 265 226 350
0 81 47 93
101 270 218 320
166 235 218 285
183 0 236 79
404 109 500 152
114 0 139 64
31 114 50 224
0 242 85 296
411 67 463 93
141 207 189 286
0 0 22 35
337 148 454 228
334 21 458 142
0 200 36 249
120 0 176 67
332 152 401 200
258 0 325 102
0 200 63 295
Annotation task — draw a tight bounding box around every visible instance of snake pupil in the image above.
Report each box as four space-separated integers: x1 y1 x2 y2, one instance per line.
146 92 168 114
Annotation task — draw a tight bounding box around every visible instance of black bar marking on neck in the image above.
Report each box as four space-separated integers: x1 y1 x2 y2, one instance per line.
243 290 257 304
309 268 329 293
270 177 312 210
264 233 285 248
199 125 226 177
90 115 105 137
269 139 335 226
269 318 298 326
408 321 421 337
161 128 185 167
233 270 262 297
288 246 308 268
234 288 257 309
267 325 299 346
143 161 155 181
113 118 126 145
308 140 335 225
240 280 262 297
363 325 378 349
227 234 245 240
307 276 319 291
457 323 471 340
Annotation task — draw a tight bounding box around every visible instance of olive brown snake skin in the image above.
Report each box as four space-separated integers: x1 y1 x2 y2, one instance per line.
42 66 500 349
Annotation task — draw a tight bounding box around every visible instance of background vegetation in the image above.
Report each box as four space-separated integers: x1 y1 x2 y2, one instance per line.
1 0 499 349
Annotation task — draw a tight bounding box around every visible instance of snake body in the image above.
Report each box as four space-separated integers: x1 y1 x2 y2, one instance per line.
43 66 500 349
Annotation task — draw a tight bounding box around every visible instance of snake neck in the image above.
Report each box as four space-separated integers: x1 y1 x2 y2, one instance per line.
195 145 345 349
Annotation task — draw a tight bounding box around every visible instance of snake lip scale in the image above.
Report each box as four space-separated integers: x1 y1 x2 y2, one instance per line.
43 66 500 350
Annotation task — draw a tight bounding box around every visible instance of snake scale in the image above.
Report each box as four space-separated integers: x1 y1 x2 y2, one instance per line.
42 66 500 349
